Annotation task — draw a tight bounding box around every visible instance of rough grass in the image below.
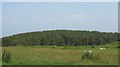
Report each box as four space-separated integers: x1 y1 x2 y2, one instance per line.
0 47 2 66
2 42 118 65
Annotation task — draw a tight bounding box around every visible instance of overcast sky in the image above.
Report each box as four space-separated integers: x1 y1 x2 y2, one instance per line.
2 2 118 37
1 0 119 2
0 2 2 38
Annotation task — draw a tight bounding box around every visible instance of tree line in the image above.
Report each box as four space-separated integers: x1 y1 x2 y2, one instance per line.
2 30 120 46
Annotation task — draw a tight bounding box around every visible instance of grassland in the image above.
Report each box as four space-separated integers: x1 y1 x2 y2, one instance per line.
2 42 119 65
0 47 2 66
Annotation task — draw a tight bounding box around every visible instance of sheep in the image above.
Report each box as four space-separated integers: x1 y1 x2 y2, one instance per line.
89 50 92 53
88 50 92 57
81 50 92 61
100 48 104 50
100 47 106 50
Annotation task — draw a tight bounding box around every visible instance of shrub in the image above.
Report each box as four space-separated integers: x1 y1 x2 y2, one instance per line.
115 45 120 48
104 46 108 48
2 49 11 63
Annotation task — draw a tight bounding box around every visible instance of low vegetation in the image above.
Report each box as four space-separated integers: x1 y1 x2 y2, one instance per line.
2 49 11 63
2 42 118 65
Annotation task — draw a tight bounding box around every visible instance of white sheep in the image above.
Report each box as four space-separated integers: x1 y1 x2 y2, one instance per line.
84 50 92 53
88 50 92 57
100 48 104 50
88 50 92 53
82 50 92 60
100 47 105 50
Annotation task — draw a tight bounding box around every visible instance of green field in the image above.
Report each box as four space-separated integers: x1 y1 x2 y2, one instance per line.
2 42 119 65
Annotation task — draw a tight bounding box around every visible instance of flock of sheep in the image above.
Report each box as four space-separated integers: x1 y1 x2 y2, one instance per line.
84 47 106 53
84 47 106 54
81 47 106 60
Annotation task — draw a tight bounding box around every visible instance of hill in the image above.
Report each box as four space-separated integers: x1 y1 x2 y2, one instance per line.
2 30 119 46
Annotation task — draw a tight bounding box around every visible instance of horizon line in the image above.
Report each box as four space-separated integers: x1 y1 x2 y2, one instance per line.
2 29 118 38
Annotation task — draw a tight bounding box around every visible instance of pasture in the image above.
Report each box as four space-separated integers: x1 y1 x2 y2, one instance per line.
2 42 119 65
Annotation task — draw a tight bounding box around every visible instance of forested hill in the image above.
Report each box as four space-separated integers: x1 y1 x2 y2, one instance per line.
2 30 119 46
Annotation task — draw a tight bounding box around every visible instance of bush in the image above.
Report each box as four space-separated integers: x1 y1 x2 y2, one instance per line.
115 45 120 48
104 46 108 48
2 49 11 63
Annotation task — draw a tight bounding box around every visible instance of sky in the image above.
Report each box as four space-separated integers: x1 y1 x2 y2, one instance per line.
1 0 119 2
0 2 2 38
2 2 118 37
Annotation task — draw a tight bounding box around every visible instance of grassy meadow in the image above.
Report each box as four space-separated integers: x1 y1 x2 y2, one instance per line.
2 42 119 65
0 47 2 66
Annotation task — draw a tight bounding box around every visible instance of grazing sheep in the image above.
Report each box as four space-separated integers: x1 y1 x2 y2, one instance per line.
81 50 92 61
100 47 105 50
100 48 104 50
82 50 88 60
88 50 92 57
89 50 92 53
